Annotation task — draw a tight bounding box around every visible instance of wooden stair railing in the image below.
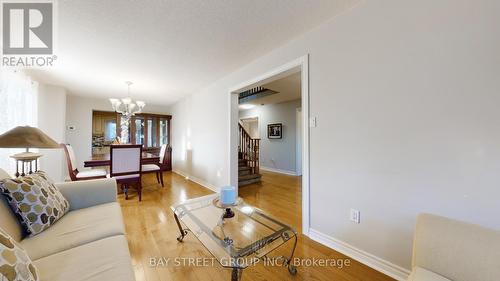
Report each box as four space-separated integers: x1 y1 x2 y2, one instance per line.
238 122 260 175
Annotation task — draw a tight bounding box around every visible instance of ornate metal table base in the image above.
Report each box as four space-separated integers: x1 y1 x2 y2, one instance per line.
173 211 189 242
231 268 242 281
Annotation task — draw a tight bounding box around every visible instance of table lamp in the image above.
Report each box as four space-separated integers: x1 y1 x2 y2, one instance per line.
0 126 60 177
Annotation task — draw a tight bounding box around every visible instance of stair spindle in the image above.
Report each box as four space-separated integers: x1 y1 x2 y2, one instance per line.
238 123 260 180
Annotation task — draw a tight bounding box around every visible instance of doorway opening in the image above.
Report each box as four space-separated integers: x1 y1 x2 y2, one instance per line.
239 117 259 139
228 55 309 235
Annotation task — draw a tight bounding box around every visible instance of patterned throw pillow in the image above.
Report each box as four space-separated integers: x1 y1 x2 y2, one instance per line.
0 171 69 236
0 228 39 281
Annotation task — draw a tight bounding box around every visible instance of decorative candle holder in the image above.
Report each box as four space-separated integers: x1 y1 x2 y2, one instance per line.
222 208 235 219
212 197 242 219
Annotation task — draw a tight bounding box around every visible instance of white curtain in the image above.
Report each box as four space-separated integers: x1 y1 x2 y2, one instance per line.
0 70 38 173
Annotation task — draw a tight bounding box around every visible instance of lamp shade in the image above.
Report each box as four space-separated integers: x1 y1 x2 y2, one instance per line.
0 126 60 149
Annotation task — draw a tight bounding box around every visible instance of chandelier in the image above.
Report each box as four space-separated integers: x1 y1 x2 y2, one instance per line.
109 81 146 144
109 81 145 117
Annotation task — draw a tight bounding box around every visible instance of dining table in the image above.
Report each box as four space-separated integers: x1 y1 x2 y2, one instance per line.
84 152 160 168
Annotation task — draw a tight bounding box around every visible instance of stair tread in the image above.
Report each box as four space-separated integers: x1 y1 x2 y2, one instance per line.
238 177 261 186
238 173 262 181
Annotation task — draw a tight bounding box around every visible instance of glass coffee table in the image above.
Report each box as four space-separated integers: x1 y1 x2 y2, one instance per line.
171 194 298 281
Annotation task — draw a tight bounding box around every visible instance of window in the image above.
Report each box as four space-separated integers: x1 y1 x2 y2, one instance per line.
92 111 170 153
134 117 144 145
133 114 169 150
0 71 38 172
160 118 168 145
146 118 158 147
104 119 116 141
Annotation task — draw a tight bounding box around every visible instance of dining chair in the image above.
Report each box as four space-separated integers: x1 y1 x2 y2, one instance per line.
61 143 107 181
110 144 143 201
141 144 172 187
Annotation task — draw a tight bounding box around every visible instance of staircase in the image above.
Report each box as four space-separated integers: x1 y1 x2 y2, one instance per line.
238 123 261 186
238 159 261 186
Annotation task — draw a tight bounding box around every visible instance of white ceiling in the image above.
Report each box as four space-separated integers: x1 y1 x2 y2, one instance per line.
28 0 357 105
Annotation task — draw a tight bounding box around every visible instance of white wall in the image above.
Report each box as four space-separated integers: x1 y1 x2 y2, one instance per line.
168 0 500 275
65 95 170 172
168 91 228 191
37 84 67 182
240 99 301 174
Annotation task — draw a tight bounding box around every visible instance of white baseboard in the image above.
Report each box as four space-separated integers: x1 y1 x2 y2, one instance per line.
172 169 219 193
260 166 298 176
308 228 410 281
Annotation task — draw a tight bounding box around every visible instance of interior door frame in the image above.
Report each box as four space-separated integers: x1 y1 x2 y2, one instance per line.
296 107 302 176
227 55 310 236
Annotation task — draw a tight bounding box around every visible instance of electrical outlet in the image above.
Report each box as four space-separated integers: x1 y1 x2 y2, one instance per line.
350 209 360 224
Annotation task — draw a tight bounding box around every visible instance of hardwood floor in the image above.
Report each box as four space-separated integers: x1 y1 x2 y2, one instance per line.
119 171 395 281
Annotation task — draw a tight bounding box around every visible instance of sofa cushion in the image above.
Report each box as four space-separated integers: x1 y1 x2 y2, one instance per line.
142 164 160 172
408 267 452 281
0 171 69 236
0 166 24 243
0 169 10 181
54 178 117 211
413 213 500 281
75 169 107 179
33 235 135 281
0 196 24 242
0 227 39 281
20 202 125 260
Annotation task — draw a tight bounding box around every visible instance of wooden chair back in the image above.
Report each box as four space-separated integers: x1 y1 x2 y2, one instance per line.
110 144 142 178
61 143 78 181
159 144 172 170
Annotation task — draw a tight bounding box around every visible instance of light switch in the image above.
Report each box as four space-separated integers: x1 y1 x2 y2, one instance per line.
350 209 361 224
309 117 317 128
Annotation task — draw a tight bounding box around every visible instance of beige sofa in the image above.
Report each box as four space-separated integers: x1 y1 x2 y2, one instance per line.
408 213 500 281
0 169 136 281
